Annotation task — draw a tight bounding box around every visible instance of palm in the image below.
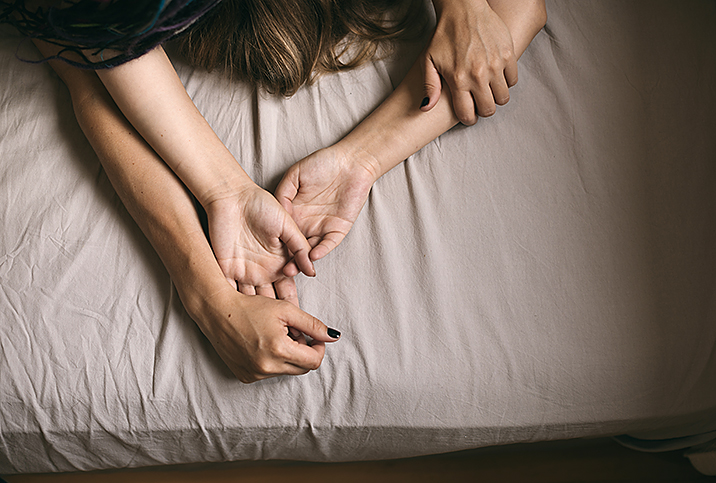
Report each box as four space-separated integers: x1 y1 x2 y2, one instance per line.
276 149 375 262
207 187 297 287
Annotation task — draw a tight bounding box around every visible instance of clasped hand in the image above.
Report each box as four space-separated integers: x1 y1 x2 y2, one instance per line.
202 0 522 383
200 149 375 383
205 184 315 296
206 148 376 288
199 183 344 384
422 0 517 124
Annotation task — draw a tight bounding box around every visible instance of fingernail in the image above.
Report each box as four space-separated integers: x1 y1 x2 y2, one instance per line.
420 97 429 108
327 328 341 339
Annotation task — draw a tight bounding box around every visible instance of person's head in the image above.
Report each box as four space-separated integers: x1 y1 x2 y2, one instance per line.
177 0 426 96
2 0 424 95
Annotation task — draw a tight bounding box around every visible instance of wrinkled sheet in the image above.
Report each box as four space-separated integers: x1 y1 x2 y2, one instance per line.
1 0 715 474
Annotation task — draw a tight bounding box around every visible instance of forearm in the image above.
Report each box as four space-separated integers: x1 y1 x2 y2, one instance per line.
72 86 228 313
339 0 546 180
71 94 334 379
34 42 229 317
488 0 547 57
430 0 547 54
95 47 253 206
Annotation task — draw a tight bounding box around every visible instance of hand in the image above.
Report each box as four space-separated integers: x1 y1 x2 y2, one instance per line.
275 147 377 273
192 285 341 383
422 0 518 124
204 184 315 296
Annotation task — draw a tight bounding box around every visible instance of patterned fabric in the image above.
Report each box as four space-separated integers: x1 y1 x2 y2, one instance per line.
0 0 223 68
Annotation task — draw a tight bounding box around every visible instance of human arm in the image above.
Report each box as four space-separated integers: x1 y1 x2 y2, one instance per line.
421 0 547 123
276 0 546 267
34 43 340 382
93 46 316 288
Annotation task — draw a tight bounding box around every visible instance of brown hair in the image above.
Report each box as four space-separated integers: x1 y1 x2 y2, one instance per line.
177 0 426 96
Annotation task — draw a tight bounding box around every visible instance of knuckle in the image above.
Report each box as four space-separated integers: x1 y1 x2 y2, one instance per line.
473 65 490 82
452 71 471 90
270 339 289 360
307 358 321 371
310 316 324 334
255 356 275 375
501 49 515 63
458 109 477 125
488 59 503 74
454 103 472 124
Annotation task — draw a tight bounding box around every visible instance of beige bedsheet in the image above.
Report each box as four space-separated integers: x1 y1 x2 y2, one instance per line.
1 0 715 474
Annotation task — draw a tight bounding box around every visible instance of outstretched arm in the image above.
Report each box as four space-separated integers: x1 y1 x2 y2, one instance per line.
344 0 547 173
94 46 316 290
35 43 340 383
276 1 546 268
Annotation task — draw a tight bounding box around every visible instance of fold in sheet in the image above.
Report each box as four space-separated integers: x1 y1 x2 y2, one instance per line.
1 1 715 474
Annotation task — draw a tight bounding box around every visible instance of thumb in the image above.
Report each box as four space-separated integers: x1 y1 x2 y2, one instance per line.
287 306 341 343
421 55 442 112
274 166 299 215
280 214 316 277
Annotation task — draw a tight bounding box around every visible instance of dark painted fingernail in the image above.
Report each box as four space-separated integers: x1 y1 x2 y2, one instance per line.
327 328 341 339
420 97 429 108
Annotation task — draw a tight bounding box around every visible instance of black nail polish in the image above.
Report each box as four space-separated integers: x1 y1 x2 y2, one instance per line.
420 97 429 108
327 328 341 339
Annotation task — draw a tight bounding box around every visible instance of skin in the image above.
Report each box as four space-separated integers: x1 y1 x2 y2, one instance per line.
277 0 548 270
422 0 547 124
33 42 339 383
31 0 546 382
95 46 317 297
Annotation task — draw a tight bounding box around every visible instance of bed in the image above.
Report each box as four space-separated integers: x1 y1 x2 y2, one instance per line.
1 0 715 475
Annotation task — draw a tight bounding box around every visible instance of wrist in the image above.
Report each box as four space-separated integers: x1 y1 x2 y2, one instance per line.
166 228 232 320
329 140 383 184
195 168 257 209
181 278 237 332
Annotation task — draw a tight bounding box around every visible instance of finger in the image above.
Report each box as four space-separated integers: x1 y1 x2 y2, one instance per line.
421 55 442 112
449 86 479 125
251 335 320 379
282 260 299 278
274 167 299 215
308 232 345 262
288 327 306 345
238 283 256 295
226 277 238 290
473 81 497 118
256 284 276 299
281 362 311 376
491 75 511 106
275 277 299 308
287 329 308 357
280 216 316 277
284 305 340 344
282 339 326 372
252 360 308 378
504 59 518 88
284 235 323 274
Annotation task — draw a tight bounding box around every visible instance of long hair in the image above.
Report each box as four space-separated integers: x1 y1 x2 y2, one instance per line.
2 0 426 94
177 0 426 96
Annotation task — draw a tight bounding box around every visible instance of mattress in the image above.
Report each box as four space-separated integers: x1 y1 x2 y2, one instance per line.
1 0 715 474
